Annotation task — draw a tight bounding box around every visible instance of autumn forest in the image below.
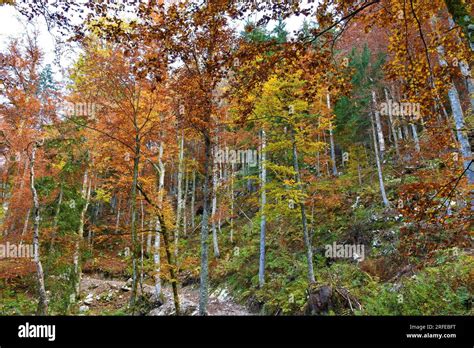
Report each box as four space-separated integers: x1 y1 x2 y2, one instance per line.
0 0 472 317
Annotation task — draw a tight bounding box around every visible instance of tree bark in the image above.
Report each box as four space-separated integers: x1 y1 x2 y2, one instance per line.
129 134 141 310
183 169 188 236
191 170 196 230
73 168 91 300
115 197 121 234
327 94 338 176
199 134 211 315
211 141 220 259
370 113 390 208
384 88 400 159
411 124 421 152
175 132 184 258
154 217 162 296
437 44 474 210
258 129 266 288
30 141 48 315
229 163 235 243
290 127 315 283
154 139 166 298
372 91 386 160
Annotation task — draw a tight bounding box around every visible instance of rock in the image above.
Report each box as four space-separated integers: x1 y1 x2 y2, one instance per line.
148 298 197 316
217 288 230 302
84 293 94 305
121 283 132 291
79 305 89 313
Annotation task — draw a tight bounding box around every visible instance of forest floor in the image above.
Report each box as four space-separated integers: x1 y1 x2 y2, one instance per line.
78 274 251 316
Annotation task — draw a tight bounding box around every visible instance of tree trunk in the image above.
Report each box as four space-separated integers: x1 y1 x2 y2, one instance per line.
372 91 386 160
211 141 220 259
129 135 140 310
159 214 180 315
437 44 474 210
370 113 390 208
183 169 188 237
384 88 400 159
448 86 474 210
115 197 121 234
175 132 184 258
154 217 162 296
30 141 48 315
154 139 166 297
199 134 211 315
73 168 91 300
191 170 196 230
146 221 152 255
327 94 338 176
229 163 235 243
258 129 266 288
411 123 421 152
448 14 474 111
139 199 145 294
290 127 315 283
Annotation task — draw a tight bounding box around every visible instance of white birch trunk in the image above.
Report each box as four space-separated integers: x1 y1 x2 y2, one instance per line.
30 141 48 314
372 91 386 160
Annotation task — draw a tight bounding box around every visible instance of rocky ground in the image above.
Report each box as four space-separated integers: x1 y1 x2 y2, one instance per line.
78 274 251 316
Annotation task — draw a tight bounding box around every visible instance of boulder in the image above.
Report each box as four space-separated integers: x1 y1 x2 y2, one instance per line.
148 298 197 316
84 293 94 305
79 305 89 313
